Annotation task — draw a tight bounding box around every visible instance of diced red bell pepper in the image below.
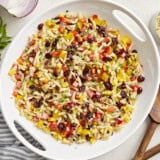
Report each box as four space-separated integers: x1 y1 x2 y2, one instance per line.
131 85 139 91
49 122 58 131
92 14 98 19
52 51 60 57
29 39 35 46
104 46 112 55
95 112 102 119
116 119 123 125
123 65 128 70
59 16 66 22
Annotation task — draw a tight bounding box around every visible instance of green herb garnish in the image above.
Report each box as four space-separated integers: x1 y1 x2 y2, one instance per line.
0 17 11 59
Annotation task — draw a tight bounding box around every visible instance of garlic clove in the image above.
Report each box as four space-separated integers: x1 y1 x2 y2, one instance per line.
0 0 38 18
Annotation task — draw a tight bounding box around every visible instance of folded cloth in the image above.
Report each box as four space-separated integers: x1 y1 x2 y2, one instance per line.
0 112 46 160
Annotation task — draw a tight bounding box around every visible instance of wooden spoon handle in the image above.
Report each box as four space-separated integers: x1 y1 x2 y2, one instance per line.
143 144 160 160
133 121 158 160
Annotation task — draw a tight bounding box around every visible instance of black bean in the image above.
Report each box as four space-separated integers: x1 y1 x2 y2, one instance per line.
63 105 71 112
80 113 85 120
137 87 143 94
58 122 66 132
55 85 60 91
86 135 91 141
120 82 126 89
92 94 101 102
67 45 77 52
101 31 107 37
112 37 118 46
86 112 93 119
45 41 50 47
45 53 52 59
121 91 127 98
71 123 77 128
88 18 92 24
69 76 76 84
63 69 70 77
85 102 90 108
137 75 145 82
97 25 106 37
87 36 95 43
116 101 123 108
53 16 59 20
113 47 119 54
80 76 86 83
29 50 36 57
89 25 93 30
37 23 43 30
34 100 42 108
29 85 36 90
132 49 138 53
70 44 77 50
53 70 58 77
104 82 112 90
79 85 86 92
67 50 73 59
102 56 112 62
87 124 93 129
83 66 90 76
52 39 58 48
117 48 125 57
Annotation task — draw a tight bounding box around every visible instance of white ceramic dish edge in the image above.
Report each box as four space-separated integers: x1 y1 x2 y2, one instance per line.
0 0 160 160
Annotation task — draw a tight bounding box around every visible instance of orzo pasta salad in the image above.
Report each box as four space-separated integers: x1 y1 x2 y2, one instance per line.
9 12 145 144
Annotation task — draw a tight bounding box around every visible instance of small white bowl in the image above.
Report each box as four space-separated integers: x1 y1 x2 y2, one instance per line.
150 11 160 44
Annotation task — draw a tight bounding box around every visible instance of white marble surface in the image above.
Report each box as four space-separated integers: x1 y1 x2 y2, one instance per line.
0 0 160 160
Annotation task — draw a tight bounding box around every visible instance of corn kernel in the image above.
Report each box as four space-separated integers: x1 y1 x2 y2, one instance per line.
101 72 109 81
65 32 74 41
8 69 16 76
59 51 67 59
77 22 82 29
56 63 62 69
43 127 50 133
36 120 44 128
124 116 131 122
62 82 69 88
82 129 90 135
79 93 85 102
53 113 60 119
30 105 34 111
26 115 32 120
77 126 83 134
45 19 56 28
103 90 112 95
110 30 120 36
102 65 107 71
48 117 55 122
90 137 96 144
93 18 107 26
120 36 132 49
15 95 23 101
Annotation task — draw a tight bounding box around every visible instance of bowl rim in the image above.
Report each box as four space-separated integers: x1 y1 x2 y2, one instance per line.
0 0 160 159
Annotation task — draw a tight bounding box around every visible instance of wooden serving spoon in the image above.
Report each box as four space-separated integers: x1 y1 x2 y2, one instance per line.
133 87 160 160
143 144 160 160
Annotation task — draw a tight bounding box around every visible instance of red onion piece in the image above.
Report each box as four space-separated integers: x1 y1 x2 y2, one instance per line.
0 0 38 18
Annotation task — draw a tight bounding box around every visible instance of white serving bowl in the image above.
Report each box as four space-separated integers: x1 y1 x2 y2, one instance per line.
0 0 160 160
